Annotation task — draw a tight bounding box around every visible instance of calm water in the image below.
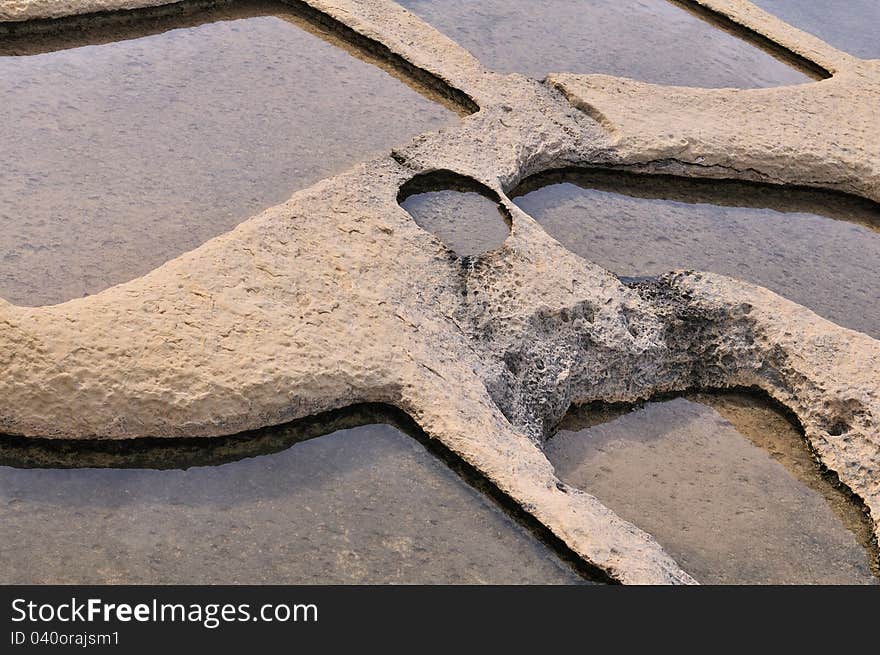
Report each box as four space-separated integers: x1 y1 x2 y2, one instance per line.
400 189 509 256
0 416 584 584
512 170 880 338
398 0 811 86
752 0 880 59
549 392 878 584
0 4 457 306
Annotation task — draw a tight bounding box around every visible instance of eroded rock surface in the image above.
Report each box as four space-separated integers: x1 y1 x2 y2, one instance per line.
0 0 878 584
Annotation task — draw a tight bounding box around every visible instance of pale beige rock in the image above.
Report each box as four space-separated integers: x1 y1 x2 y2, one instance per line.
0 0 877 584
0 0 178 21
549 66 880 202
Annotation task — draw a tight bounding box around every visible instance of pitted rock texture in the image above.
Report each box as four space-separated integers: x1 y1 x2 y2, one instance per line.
0 0 176 20
1 0 878 584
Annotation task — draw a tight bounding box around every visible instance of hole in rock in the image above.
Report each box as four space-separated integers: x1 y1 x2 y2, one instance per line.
399 171 510 257
0 0 462 306
512 169 880 338
750 0 880 59
0 405 589 584
548 390 879 584
397 0 816 86
825 421 850 438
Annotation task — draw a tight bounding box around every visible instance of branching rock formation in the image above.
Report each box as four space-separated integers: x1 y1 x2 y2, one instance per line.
0 0 877 584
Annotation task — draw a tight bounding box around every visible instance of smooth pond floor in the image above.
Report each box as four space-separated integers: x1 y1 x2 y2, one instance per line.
549 393 878 585
512 171 880 338
400 190 510 256
397 0 811 86
0 4 456 306
751 0 880 59
0 422 585 584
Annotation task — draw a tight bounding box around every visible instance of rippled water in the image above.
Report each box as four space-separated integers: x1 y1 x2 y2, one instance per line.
398 0 812 86
512 170 880 337
549 392 878 584
751 0 880 59
0 2 457 306
0 411 585 584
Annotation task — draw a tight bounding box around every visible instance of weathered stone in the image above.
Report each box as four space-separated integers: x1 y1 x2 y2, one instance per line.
0 0 877 584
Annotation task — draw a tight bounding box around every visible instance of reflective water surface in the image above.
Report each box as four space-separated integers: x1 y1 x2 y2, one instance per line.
399 174 510 256
752 0 880 59
549 392 878 584
0 409 585 584
0 2 457 306
398 0 812 86
512 170 880 338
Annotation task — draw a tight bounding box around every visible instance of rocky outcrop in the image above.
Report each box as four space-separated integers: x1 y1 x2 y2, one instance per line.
0 0 877 584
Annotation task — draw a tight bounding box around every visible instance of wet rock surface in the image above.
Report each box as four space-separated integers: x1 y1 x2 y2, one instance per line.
0 0 878 584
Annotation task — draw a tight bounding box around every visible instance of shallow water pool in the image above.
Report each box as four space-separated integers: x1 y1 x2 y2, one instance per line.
549 392 878 584
512 170 880 337
0 410 585 584
398 0 813 86
0 2 458 306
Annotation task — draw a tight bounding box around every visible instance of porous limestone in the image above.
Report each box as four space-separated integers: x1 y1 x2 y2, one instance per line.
0 0 877 584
